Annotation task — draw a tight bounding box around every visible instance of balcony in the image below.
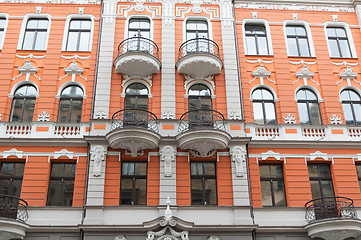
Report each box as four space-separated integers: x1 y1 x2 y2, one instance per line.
304 196 361 240
106 109 161 157
176 109 231 157
113 37 161 77
0 195 29 240
176 38 223 78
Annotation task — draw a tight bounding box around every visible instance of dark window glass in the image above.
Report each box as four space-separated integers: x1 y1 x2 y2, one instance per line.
22 18 48 50
120 162 147 205
326 27 352 58
186 20 208 40
296 89 322 125
259 164 286 207
66 19 91 51
188 84 212 129
191 162 217 205
245 24 269 55
128 18 150 38
252 88 277 124
0 18 6 46
10 85 37 122
47 163 76 206
308 164 334 199
286 25 310 57
341 89 361 125
58 86 83 123
0 162 25 198
356 164 361 193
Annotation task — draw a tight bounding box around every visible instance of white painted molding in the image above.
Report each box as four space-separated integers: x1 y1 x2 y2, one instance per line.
37 111 50 121
261 150 281 161
243 18 273 56
0 0 100 4
310 151 328 161
54 149 74 159
284 114 296 124
235 3 355 13
3 148 23 159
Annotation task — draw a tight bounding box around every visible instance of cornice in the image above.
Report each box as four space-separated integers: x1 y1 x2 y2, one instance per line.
0 0 100 4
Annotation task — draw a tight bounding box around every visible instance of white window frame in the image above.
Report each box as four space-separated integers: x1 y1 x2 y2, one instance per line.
294 85 323 103
17 13 51 51
124 15 153 40
183 16 213 43
0 13 9 50
324 21 357 58
339 86 361 102
120 79 152 98
184 81 215 99
243 19 273 56
249 84 279 102
61 14 95 52
56 81 86 99
8 81 40 99
283 20 316 57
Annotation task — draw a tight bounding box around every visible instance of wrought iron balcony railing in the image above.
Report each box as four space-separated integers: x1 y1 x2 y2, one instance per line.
178 38 220 60
178 109 226 133
117 37 159 59
111 108 159 133
305 196 357 223
0 194 28 222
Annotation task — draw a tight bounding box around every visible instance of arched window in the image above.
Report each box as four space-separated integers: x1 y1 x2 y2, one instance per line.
340 89 361 125
58 85 83 123
188 84 212 111
124 83 149 110
10 85 37 122
296 89 322 125
252 88 276 124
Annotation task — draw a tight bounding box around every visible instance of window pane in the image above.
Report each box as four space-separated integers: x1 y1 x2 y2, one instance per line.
246 36 257 55
296 89 307 100
120 179 132 204
134 162 147 175
13 163 25 177
37 20 48 29
135 179 146 205
1 163 15 176
259 165 270 178
273 181 286 206
79 32 90 51
70 20 81 29
286 26 296 35
321 180 334 197
261 181 272 206
295 26 306 36
318 164 331 178
51 163 64 177
261 89 273 100
264 102 276 124
328 39 340 58
10 99 24 122
298 102 309 124
354 104 361 124
62 180 74 206
257 36 268 55
191 179 203 205
305 90 317 100
63 163 76 178
0 180 10 195
309 102 322 125
270 165 283 178
26 19 38 29
342 103 354 124
122 163 135 175
327 27 337 37
350 91 361 101
70 99 82 123
310 180 322 199
62 86 84 97
34 31 47 50
287 38 298 56
23 99 35 122
80 20 91 30
22 31 35 50
0 32 4 44
58 99 70 122
47 180 62 206
252 89 262 99
335 28 347 37
298 38 310 57
253 102 264 124
0 18 6 29
339 39 351 58
204 179 217 205
66 32 78 51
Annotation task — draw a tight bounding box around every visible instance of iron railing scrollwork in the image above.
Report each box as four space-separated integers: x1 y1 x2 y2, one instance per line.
178 109 226 133
178 38 220 60
111 108 159 133
0 194 28 222
117 37 159 59
305 196 357 223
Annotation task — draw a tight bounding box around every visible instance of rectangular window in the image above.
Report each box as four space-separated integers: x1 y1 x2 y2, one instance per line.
308 163 334 199
326 27 352 58
66 19 91 51
128 18 150 38
120 162 147 205
245 24 269 55
286 25 310 57
0 18 6 48
259 164 286 207
0 162 25 198
356 164 361 192
22 18 48 50
191 162 217 205
47 163 76 206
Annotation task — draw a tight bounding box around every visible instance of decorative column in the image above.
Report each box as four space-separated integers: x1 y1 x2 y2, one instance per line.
93 0 117 119
219 0 242 120
161 0 176 119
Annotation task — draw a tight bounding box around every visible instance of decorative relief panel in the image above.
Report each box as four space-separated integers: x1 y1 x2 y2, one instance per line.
336 66 360 86
160 146 176 177
261 150 280 161
59 61 88 82
249 65 276 85
12 60 41 81
230 146 246 177
118 4 161 18
283 114 296 124
293 65 319 86
90 145 107 177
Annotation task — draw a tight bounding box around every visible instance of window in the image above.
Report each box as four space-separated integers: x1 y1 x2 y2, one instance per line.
296 89 322 125
66 19 91 51
128 18 150 38
58 85 83 123
326 27 352 58
0 162 25 198
252 88 277 124
186 20 208 40
308 163 334 199
10 85 37 122
340 89 361 125
259 164 286 207
245 24 269 55
22 18 48 50
191 162 217 205
120 162 147 205
286 25 310 57
356 164 361 192
188 84 212 129
47 163 76 206
124 83 149 110
0 17 6 49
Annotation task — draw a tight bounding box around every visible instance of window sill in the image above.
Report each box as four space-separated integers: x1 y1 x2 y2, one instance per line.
245 54 274 57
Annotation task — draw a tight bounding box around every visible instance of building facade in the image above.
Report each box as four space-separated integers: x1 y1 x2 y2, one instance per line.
1 0 361 240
